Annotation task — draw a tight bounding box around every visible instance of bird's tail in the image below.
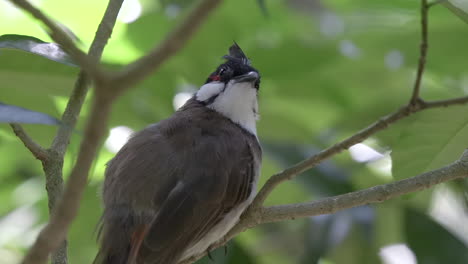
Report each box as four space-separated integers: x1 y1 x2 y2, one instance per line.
93 221 131 264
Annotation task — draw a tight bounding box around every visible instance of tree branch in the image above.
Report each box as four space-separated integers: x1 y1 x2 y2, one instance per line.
251 0 439 208
8 0 103 81
12 0 464 263
182 1 468 262
251 95 468 208
422 96 468 108
22 95 113 264
182 1 468 261
9 123 48 161
259 149 468 223
50 0 124 157
20 1 125 264
109 0 223 95
410 0 429 104
20 0 222 264
179 149 468 264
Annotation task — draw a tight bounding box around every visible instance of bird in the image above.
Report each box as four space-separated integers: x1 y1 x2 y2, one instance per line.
94 43 262 264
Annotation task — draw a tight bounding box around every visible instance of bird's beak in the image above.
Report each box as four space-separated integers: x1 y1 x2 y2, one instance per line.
233 71 259 84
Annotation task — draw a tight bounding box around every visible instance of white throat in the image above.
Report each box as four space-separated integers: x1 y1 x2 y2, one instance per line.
196 81 259 135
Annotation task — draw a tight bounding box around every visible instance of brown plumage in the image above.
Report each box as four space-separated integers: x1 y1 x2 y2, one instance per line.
94 97 262 264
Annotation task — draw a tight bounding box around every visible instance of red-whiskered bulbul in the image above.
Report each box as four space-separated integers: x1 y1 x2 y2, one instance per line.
94 43 262 264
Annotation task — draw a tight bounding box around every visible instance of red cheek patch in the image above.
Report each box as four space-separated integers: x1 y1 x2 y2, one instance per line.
210 75 221 81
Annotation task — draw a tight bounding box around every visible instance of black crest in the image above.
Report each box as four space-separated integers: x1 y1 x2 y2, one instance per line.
205 43 260 86
224 42 251 66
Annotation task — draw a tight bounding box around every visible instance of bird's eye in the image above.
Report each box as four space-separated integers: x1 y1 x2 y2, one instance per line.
219 66 231 76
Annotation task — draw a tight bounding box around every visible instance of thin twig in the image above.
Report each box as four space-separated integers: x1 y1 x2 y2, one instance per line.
9 123 48 161
109 0 223 96
179 150 468 264
50 74 89 157
50 0 124 156
410 0 429 104
423 96 468 108
8 0 103 81
20 0 125 264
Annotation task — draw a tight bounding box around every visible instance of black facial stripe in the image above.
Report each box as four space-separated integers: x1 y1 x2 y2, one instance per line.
202 85 227 106
204 94 219 105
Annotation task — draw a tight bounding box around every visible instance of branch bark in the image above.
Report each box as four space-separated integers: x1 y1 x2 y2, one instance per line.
410 0 429 104
9 123 48 161
51 0 123 156
423 96 468 108
15 1 124 264
43 2 124 263
21 95 113 264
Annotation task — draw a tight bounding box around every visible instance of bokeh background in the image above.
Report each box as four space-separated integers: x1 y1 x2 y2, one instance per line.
1 0 468 263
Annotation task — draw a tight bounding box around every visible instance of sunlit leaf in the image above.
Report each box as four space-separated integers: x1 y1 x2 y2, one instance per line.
0 34 76 66
0 102 59 125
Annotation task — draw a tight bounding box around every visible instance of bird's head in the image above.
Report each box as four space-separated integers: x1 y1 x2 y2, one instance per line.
196 43 260 103
205 43 260 89
195 43 260 135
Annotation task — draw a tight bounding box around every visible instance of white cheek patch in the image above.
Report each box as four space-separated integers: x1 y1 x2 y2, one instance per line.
196 82 225 102
208 81 259 136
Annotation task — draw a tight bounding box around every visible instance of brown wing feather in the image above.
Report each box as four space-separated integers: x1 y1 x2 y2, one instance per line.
138 135 256 264
95 99 261 264
187 144 256 248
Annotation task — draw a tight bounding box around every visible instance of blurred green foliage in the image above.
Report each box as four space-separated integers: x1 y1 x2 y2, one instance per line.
1 0 468 263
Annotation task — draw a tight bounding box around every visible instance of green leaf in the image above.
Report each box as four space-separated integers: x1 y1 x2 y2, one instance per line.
263 142 354 197
0 102 59 125
304 207 376 263
391 106 468 180
405 207 468 263
0 34 76 66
